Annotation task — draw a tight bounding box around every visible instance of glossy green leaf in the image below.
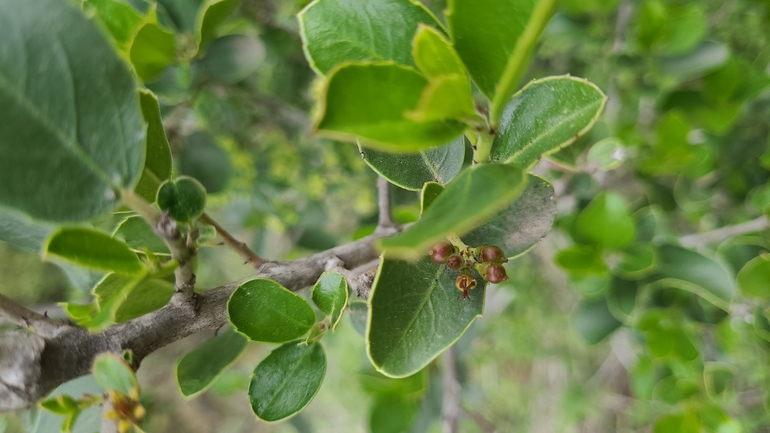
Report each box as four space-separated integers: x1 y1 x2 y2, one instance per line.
45 228 144 275
572 297 622 344
249 341 326 421
0 0 145 222
200 34 265 83
228 279 316 342
134 90 173 203
420 182 445 216
178 131 233 194
113 216 169 255
84 0 144 52
129 21 177 83
157 0 204 32
316 62 465 151
92 353 139 395
0 207 53 252
554 244 607 275
197 0 240 52
311 272 348 330
363 136 464 191
462 174 555 259
737 255 770 298
298 0 441 75
656 244 734 308
94 273 174 323
576 192 636 250
157 176 207 222
367 257 485 377
406 74 477 122
176 328 248 398
489 76 607 169
412 25 465 78
379 164 526 259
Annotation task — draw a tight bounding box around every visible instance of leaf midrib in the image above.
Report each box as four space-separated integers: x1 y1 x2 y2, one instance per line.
260 345 316 416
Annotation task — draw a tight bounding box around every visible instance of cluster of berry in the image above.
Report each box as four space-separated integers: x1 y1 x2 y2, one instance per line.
428 241 510 299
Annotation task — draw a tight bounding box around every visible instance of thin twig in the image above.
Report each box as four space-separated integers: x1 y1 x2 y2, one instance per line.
679 216 769 248
199 213 266 268
376 176 396 231
0 293 71 339
442 346 461 433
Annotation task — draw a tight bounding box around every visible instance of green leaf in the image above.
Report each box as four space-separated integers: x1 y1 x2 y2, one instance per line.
249 341 326 421
412 25 465 78
113 216 170 255
447 0 556 119
157 0 205 32
298 0 441 75
363 136 465 191
197 0 240 52
348 299 369 337
200 34 265 83
92 353 139 396
134 90 173 203
572 297 622 344
637 310 699 361
489 76 607 169
370 395 419 433
653 412 702 433
406 74 477 122
178 132 233 194
462 174 555 259
228 279 316 342
704 362 734 401
367 257 485 377
94 274 174 323
311 272 348 330
737 254 770 299
316 62 465 151
614 242 657 278
555 244 607 275
45 228 144 275
586 137 625 171
0 0 145 222
379 164 526 260
655 244 734 309
420 182 445 216
575 192 636 250
0 207 53 252
176 328 248 398
84 0 145 52
157 176 207 222
129 21 177 83
40 395 79 415
606 276 639 321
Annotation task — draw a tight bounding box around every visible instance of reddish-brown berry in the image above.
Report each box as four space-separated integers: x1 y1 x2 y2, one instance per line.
485 264 509 284
447 254 463 270
477 245 507 263
428 241 453 264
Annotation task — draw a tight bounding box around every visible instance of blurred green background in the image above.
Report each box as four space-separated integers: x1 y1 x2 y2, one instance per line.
2 0 770 431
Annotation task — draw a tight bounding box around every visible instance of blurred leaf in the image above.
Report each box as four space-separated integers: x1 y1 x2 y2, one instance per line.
554 244 607 274
157 176 207 222
462 174 556 258
130 21 177 83
489 76 607 169
370 395 418 433
660 41 730 79
176 328 248 398
614 242 657 278
363 136 465 191
134 90 173 202
737 254 770 298
298 0 440 74
197 0 240 52
576 192 636 249
704 362 735 401
228 279 315 342
379 164 526 259
45 228 144 275
653 412 702 433
656 244 734 308
367 257 485 377
157 0 204 32
0 208 53 252
316 63 465 151
85 0 144 52
200 34 265 83
94 274 174 323
113 216 169 255
420 182 445 216
0 0 145 222
606 276 639 320
178 131 233 194
348 299 368 337
638 310 699 361
249 341 326 421
93 353 139 396
311 272 348 330
572 297 621 344
586 137 625 171
639 112 693 175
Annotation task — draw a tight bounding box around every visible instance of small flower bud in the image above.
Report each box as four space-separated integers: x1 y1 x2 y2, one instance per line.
447 254 463 270
428 241 453 264
477 245 507 263
485 264 509 284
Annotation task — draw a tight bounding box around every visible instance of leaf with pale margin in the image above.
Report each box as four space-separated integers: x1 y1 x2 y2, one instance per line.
94 273 174 323
45 228 145 275
367 257 485 377
84 0 145 53
363 136 464 191
654 244 734 309
489 76 606 169
129 19 176 83
113 215 170 254
462 174 555 259
298 0 441 75
134 90 173 203
93 353 139 396
249 341 326 421
420 182 444 216
176 328 248 398
311 272 348 330
197 0 240 52
0 207 53 251
736 255 770 299
228 279 316 342
316 62 465 151
0 0 145 222
379 164 526 259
